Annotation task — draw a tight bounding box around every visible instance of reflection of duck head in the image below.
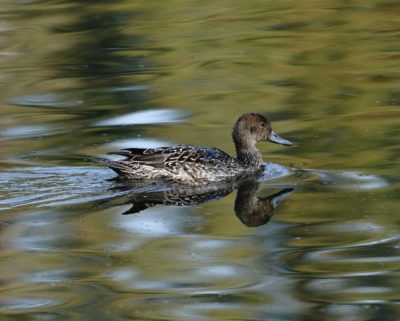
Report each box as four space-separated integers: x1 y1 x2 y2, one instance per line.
234 180 294 227
107 178 293 227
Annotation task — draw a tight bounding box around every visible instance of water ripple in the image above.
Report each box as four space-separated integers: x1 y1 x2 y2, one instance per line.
95 108 189 126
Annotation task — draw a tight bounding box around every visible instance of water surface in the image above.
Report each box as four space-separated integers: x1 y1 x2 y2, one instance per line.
0 1 399 321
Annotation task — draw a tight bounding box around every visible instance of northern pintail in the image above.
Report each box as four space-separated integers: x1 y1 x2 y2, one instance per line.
99 113 292 185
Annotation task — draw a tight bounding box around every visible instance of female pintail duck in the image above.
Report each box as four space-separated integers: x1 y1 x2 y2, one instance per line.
100 113 292 186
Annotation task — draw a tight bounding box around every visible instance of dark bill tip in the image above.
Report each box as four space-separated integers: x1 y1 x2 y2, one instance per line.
268 131 292 146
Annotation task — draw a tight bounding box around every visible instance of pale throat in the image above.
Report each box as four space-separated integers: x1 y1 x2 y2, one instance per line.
233 135 263 168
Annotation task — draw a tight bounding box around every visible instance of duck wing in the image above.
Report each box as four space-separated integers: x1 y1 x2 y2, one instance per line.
109 145 236 169
109 147 166 168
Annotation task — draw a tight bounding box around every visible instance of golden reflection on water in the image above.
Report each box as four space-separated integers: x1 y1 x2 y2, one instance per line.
0 0 399 321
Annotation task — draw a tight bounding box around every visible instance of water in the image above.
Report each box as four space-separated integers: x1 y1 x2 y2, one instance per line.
1 1 399 320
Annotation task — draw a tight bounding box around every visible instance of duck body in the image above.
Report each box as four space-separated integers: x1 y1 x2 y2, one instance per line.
100 113 292 186
103 145 245 185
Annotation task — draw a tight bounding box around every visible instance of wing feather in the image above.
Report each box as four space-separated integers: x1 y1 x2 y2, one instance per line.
108 145 236 171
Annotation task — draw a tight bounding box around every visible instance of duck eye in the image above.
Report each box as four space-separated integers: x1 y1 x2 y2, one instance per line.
260 123 266 127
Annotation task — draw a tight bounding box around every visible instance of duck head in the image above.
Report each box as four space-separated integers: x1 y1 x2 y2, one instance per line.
232 113 292 149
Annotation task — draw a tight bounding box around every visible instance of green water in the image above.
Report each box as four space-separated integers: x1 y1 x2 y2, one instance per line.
1 1 399 320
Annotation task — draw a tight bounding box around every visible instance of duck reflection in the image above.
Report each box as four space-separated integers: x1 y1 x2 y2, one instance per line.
108 178 293 228
234 180 293 227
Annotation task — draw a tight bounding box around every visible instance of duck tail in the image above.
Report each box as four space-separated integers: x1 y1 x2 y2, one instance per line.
92 157 129 175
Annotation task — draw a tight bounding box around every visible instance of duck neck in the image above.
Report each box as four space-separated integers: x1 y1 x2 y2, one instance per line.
233 135 263 169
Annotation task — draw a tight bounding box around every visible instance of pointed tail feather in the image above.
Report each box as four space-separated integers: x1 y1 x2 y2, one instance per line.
107 148 147 158
92 157 129 175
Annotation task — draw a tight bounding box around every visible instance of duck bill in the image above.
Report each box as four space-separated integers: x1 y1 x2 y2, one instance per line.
269 188 295 208
268 131 292 146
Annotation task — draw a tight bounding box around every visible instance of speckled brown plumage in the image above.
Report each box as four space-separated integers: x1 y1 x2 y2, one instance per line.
98 113 292 186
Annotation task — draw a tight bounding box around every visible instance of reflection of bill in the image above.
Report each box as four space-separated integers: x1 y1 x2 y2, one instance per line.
106 178 294 228
234 180 293 227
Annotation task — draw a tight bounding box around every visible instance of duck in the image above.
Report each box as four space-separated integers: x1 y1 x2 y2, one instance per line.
98 113 292 186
